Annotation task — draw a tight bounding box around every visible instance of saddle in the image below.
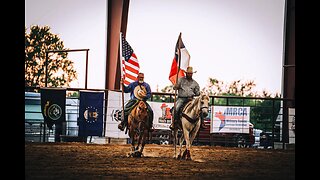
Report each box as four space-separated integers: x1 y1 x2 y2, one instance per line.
171 100 192 125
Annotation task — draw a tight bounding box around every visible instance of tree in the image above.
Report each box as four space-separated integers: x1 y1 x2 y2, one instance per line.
152 84 174 102
25 25 77 87
205 78 257 97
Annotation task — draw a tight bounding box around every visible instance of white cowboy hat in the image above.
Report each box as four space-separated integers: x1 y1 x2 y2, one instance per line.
133 86 147 100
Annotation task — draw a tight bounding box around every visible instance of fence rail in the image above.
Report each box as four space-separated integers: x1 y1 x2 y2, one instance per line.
25 87 295 149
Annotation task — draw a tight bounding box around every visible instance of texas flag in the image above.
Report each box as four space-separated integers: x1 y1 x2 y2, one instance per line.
168 33 190 85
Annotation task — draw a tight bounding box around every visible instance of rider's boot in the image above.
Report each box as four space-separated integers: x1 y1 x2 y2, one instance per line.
118 114 128 131
169 113 179 130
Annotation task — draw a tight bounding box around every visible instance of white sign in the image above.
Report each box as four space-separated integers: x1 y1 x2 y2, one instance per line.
210 106 250 134
288 108 295 144
105 91 130 138
149 102 173 130
105 91 174 137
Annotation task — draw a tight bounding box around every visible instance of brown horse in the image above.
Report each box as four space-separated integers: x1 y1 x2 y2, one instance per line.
173 92 210 160
127 100 149 157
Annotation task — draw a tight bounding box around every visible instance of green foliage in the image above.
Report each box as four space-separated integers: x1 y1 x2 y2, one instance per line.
205 78 257 97
152 84 175 102
25 25 77 87
250 99 281 130
67 91 79 98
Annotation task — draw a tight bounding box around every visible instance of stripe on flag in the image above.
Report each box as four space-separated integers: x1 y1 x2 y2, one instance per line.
121 34 140 86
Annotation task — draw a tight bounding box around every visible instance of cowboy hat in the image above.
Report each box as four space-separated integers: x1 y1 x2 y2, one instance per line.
186 66 196 73
133 85 147 100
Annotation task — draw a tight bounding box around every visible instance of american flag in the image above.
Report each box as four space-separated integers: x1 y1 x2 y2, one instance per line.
169 33 190 85
121 34 140 86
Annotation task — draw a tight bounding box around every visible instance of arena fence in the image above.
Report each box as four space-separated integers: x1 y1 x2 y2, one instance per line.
25 86 295 149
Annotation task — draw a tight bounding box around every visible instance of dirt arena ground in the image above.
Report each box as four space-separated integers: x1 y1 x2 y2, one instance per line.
25 142 295 179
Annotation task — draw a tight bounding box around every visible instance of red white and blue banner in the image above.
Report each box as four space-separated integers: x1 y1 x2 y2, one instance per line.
78 91 104 137
210 106 251 134
40 88 66 130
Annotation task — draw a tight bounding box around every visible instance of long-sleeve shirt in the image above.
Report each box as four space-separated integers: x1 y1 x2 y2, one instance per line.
124 81 152 100
173 77 200 98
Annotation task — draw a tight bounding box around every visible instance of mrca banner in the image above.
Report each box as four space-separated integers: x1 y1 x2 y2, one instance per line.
78 91 104 137
211 106 251 134
40 88 66 130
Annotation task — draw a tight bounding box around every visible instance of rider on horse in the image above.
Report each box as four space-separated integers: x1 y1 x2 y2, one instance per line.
169 66 207 130
118 72 154 132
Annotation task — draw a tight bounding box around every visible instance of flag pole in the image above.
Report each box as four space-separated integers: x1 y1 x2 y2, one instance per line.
119 32 125 123
173 32 182 128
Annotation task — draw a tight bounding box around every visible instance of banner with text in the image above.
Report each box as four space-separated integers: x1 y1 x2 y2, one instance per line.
210 106 250 134
149 102 173 130
105 91 174 137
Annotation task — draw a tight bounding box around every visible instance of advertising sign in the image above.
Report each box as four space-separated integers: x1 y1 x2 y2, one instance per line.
211 106 250 134
149 102 173 130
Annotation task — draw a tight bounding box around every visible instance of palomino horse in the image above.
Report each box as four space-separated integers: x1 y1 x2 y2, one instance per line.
173 92 210 160
127 100 149 157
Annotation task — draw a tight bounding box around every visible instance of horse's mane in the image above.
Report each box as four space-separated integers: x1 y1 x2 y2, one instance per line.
184 94 209 114
184 96 201 114
131 101 148 120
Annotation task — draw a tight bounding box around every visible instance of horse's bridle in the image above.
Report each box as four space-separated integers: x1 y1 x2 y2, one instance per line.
199 96 209 119
181 96 209 123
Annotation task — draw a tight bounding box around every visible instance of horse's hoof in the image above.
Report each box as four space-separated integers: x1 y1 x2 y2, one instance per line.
133 151 142 157
177 155 182 160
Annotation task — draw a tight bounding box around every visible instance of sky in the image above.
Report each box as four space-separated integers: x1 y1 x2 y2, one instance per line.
25 0 286 95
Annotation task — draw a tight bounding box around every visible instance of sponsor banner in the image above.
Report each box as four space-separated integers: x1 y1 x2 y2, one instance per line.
105 91 174 137
211 106 250 134
149 102 173 130
78 91 104 137
105 91 130 138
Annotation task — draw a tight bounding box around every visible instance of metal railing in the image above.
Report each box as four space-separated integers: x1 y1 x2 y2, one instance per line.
25 87 295 149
